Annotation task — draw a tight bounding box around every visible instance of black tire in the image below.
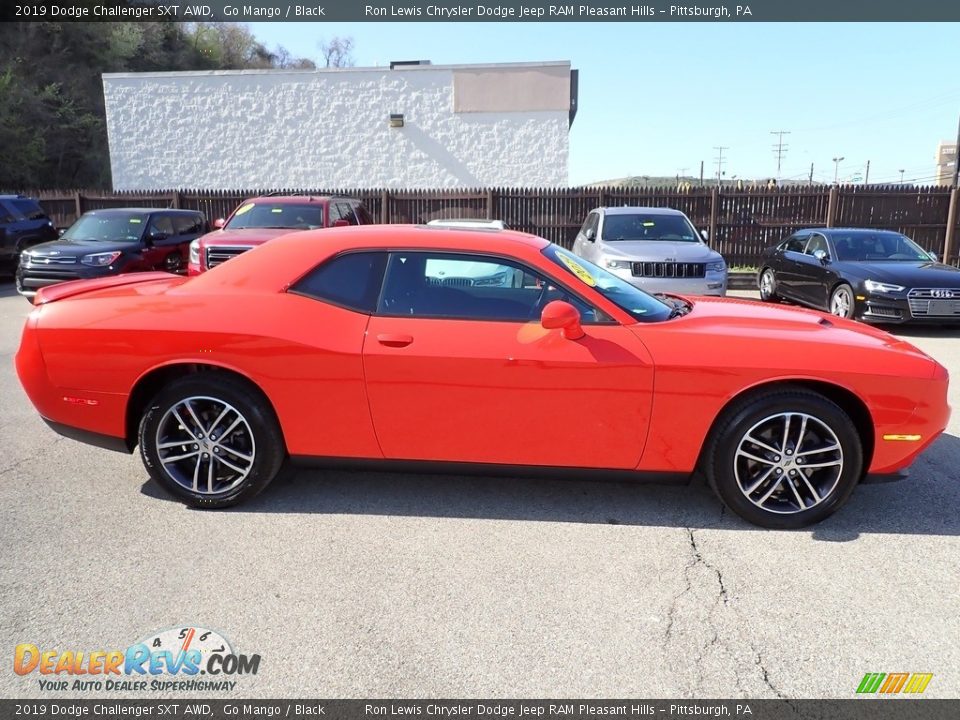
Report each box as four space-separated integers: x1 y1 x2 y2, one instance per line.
758 267 779 302
138 372 285 508
703 388 863 529
829 283 855 319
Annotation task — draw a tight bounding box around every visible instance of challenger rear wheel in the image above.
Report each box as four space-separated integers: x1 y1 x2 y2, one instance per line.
139 373 285 508
704 389 863 528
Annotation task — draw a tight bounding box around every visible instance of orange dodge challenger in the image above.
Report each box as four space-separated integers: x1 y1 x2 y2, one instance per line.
15 225 950 527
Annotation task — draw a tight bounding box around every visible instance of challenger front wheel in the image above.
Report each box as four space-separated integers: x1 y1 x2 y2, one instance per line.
139 373 285 508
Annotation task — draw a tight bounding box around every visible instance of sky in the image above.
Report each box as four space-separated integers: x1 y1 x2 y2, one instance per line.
249 22 960 186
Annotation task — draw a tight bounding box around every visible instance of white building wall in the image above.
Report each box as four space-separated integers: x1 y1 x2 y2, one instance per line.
102 64 570 190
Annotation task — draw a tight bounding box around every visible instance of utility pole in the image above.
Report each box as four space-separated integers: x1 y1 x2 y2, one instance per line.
899 169 905 183
770 130 790 182
953 112 960 187
809 163 814 183
713 146 728 187
864 160 870 185
832 156 845 184
699 161 704 187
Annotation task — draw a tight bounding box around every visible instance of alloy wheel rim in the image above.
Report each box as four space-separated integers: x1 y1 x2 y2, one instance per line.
155 396 256 495
761 271 774 296
831 288 851 317
734 412 843 515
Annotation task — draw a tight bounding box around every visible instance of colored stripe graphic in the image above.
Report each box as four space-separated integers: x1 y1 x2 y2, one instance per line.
880 673 909 693
857 673 886 693
903 674 933 694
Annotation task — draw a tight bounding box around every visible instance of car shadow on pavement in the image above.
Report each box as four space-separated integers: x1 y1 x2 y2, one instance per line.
140 434 960 538
0 279 19 298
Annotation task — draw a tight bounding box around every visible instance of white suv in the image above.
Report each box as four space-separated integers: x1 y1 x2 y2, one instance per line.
571 206 727 296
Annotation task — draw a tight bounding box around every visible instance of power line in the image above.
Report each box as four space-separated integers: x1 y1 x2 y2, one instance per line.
770 130 791 182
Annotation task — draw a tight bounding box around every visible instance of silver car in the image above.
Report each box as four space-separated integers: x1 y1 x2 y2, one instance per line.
571 206 727 296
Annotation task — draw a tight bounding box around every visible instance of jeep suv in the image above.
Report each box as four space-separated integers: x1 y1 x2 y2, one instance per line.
189 195 374 275
571 206 728 296
0 195 59 276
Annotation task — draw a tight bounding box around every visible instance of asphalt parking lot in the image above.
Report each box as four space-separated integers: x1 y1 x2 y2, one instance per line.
1 278 958 700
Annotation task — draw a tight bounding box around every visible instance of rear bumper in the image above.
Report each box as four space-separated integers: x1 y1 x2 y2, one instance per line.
43 419 131 453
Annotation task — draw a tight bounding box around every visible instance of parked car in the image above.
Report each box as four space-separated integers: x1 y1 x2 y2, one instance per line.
425 219 517 286
0 195 59 276
16 225 949 528
571 206 727 296
758 228 960 323
189 195 373 275
16 208 205 300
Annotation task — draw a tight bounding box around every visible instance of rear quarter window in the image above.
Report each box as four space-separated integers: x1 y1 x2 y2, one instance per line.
290 251 387 313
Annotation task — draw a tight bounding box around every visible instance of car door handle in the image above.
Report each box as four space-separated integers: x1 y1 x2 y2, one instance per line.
376 333 414 348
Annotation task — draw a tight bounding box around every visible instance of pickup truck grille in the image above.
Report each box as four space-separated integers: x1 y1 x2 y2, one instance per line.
631 262 706 279
206 246 251 269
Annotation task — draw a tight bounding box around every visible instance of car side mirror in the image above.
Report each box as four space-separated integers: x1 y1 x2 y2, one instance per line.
584 228 596 241
213 218 225 229
700 228 709 241
58 228 65 237
541 300 585 340
332 219 351 228
813 249 829 264
928 251 939 262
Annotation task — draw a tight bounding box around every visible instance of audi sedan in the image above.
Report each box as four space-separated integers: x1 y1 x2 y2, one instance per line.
758 228 960 324
15 225 950 528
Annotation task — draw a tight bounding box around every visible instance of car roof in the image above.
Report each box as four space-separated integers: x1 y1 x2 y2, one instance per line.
186 225 549 293
798 228 906 237
243 196 360 204
85 208 201 215
597 206 687 216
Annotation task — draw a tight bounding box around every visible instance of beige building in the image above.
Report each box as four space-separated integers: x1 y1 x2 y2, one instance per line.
935 140 957 185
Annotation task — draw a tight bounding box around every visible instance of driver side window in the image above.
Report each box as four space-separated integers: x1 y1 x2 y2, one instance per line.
377 252 602 323
804 234 829 257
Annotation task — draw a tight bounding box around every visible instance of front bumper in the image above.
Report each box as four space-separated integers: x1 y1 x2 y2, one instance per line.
16 263 127 298
856 291 960 324
617 273 727 297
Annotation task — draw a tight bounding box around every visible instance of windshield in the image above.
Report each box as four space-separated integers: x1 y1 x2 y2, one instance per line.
601 213 699 242
832 232 932 262
543 245 673 323
61 214 147 243
225 202 324 230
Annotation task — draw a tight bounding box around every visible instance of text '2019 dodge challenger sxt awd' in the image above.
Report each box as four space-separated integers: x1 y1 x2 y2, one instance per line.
15 225 950 528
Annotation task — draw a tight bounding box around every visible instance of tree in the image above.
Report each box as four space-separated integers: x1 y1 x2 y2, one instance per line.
318 37 356 68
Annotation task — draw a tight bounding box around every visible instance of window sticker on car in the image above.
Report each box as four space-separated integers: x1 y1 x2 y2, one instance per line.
129 218 141 223
557 253 597 287
271 208 283 213
234 203 255 216
643 221 656 227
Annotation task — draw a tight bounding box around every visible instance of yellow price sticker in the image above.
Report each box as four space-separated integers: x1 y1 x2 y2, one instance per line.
558 254 596 287
129 218 141 224
234 203 255 216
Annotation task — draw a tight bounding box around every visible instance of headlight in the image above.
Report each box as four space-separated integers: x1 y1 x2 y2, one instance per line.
20 252 30 266
189 239 200 265
706 261 726 273
604 258 630 269
864 279 905 293
80 251 122 267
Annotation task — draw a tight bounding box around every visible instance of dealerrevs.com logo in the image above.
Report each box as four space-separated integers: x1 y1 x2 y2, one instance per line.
14 626 260 692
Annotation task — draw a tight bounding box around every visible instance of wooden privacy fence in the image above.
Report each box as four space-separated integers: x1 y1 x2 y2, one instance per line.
19 185 960 267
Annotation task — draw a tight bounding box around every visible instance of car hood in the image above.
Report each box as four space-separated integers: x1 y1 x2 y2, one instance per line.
838 260 960 286
662 296 932 361
599 240 720 262
26 238 139 258
199 227 301 247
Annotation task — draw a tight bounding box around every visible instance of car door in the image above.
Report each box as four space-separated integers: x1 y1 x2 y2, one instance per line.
775 232 811 301
571 211 600 262
142 213 177 269
794 233 837 309
362 250 655 469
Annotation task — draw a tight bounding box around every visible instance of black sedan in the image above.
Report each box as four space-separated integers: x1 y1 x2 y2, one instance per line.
757 228 960 324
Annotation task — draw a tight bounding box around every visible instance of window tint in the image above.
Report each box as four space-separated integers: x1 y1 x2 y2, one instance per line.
782 235 808 253
148 215 175 237
291 251 387 313
174 214 204 236
336 203 359 225
378 251 602 323
0 201 16 224
326 203 342 226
